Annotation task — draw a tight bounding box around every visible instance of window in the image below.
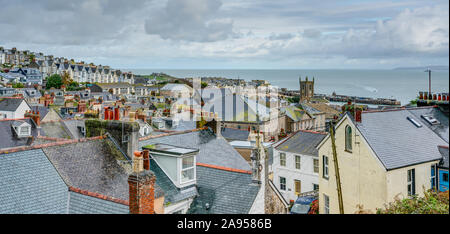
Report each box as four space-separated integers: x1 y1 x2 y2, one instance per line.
279 177 286 191
324 194 330 214
280 153 286 167
294 180 301 195
313 158 319 173
431 165 436 190
345 125 352 152
313 184 319 191
323 155 329 179
181 156 195 183
295 155 301 170
19 126 30 135
407 169 416 196
443 173 449 182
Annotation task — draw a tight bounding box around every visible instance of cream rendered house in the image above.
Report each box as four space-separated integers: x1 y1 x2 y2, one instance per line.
317 108 447 214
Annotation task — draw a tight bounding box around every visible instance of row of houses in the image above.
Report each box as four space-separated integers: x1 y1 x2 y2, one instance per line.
271 105 449 213
1 47 136 85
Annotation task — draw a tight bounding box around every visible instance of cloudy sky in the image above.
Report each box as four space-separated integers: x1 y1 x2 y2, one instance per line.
0 0 448 69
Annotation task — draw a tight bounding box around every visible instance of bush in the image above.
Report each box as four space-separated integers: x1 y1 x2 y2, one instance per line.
46 74 63 89
377 190 449 214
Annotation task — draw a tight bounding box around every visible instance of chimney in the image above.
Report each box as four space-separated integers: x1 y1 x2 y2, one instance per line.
128 150 156 214
355 109 362 123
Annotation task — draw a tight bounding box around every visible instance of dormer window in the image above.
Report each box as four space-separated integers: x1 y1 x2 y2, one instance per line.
143 144 199 188
181 156 195 183
12 121 32 137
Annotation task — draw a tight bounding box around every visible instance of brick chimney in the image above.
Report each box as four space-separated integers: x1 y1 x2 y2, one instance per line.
128 150 156 214
25 110 40 127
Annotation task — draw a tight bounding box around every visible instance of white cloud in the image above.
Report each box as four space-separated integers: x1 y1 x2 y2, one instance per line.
144 0 237 42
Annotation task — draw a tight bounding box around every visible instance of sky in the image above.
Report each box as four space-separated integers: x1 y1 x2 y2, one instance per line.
0 0 448 69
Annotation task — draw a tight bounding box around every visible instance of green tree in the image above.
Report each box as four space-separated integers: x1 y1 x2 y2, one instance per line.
201 82 208 89
46 74 63 89
12 83 25 88
377 190 449 214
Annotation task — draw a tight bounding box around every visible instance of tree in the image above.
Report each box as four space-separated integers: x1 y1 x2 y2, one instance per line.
12 83 25 88
61 71 72 86
201 82 208 89
46 74 63 89
376 190 449 214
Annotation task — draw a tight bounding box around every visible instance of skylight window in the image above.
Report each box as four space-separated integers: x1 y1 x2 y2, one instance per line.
407 116 422 128
421 115 440 125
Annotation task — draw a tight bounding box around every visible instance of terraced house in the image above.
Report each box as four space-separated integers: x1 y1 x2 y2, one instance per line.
317 106 449 214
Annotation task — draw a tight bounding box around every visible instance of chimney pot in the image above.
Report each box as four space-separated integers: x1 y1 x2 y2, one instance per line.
143 150 150 171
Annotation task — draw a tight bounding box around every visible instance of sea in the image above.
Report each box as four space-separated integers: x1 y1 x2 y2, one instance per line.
129 69 449 106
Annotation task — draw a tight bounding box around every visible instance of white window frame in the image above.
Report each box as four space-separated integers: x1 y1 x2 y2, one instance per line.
407 169 416 196
279 176 286 191
324 194 330 214
431 164 436 190
323 155 329 179
280 153 286 167
313 158 319 173
295 155 301 170
180 156 195 184
19 126 30 136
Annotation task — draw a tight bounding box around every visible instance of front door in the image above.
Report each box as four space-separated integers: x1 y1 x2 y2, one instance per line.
439 169 449 192
294 180 301 196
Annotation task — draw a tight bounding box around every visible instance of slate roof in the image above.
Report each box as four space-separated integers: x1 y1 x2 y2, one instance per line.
140 129 260 214
150 158 197 204
68 191 128 214
0 149 68 214
301 102 338 119
41 138 138 202
275 130 327 156
438 146 449 169
354 109 448 170
0 98 26 112
0 118 38 150
221 127 250 141
281 106 311 121
40 121 72 139
187 166 259 214
140 129 251 171
407 107 449 143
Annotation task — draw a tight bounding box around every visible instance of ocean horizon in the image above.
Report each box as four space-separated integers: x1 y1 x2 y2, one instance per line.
128 69 450 106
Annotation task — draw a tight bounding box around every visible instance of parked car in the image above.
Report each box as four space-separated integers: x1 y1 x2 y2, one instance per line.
290 196 317 214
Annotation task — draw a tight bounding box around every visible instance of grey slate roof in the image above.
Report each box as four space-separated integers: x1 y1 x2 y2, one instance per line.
0 118 38 150
40 121 72 139
0 149 68 214
140 129 251 171
41 138 135 201
407 107 449 143
221 127 250 141
275 130 327 156
188 166 260 214
438 146 449 169
150 158 197 204
0 98 26 112
355 109 448 170
68 191 128 214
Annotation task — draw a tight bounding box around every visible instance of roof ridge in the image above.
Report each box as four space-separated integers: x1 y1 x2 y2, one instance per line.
196 162 252 175
362 105 437 114
0 135 107 155
0 117 30 122
69 187 129 206
297 129 327 135
139 127 207 141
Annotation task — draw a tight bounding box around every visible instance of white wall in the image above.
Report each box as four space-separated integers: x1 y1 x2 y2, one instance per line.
272 148 319 202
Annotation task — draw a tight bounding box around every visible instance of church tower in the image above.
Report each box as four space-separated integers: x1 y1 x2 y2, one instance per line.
299 76 315 103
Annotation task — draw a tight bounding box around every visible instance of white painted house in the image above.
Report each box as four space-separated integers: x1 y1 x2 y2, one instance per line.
272 130 327 202
0 98 32 120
